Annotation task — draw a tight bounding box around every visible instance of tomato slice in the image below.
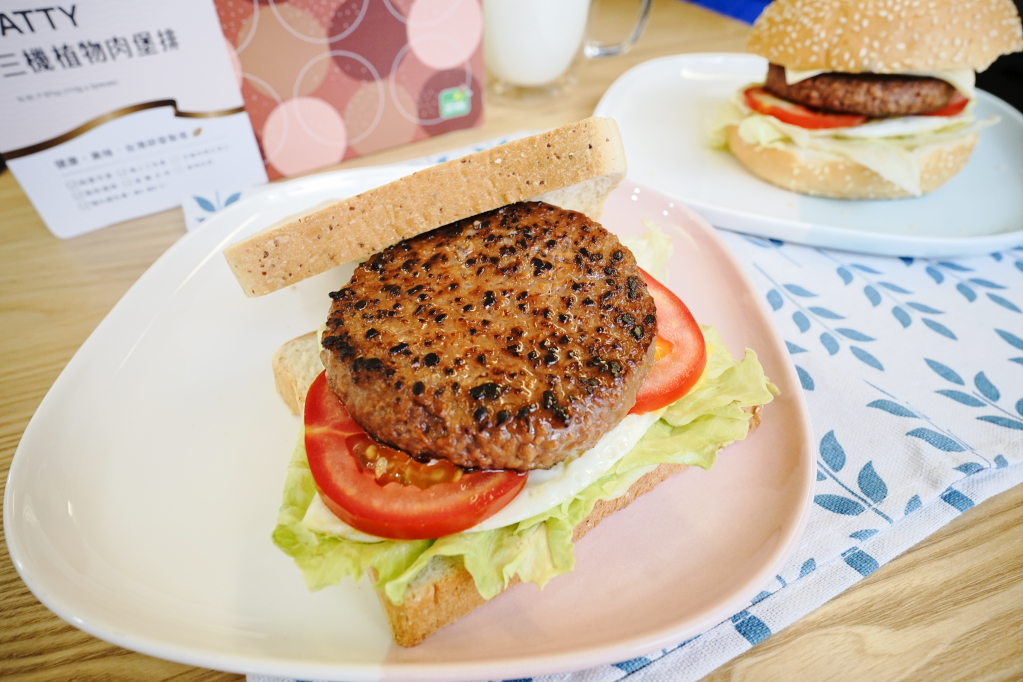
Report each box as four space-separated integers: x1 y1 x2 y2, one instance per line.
922 90 969 117
744 86 868 129
630 270 707 414
304 372 527 540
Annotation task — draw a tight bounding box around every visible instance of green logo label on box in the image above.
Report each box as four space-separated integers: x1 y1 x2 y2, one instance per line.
438 86 471 120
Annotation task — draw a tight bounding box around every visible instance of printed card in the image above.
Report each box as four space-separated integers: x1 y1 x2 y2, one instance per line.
0 1 267 238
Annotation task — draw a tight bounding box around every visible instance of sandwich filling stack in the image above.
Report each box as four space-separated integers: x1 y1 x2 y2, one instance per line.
223 118 777 646
712 0 1023 198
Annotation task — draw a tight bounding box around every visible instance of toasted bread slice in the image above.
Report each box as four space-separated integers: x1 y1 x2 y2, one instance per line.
271 331 323 416
224 117 627 297
273 332 764 647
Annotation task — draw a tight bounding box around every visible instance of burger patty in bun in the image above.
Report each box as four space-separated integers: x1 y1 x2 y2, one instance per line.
718 0 1023 199
763 63 956 117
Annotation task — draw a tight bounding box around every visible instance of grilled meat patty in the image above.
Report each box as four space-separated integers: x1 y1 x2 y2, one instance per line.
320 202 658 471
764 63 956 117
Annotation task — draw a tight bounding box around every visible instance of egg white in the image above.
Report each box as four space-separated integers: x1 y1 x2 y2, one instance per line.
301 409 663 541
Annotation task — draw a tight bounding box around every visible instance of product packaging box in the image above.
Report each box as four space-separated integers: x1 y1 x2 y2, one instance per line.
213 0 484 180
0 1 268 238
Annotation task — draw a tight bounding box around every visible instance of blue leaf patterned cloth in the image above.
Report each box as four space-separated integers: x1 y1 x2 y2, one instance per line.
247 139 1022 682
497 234 1021 682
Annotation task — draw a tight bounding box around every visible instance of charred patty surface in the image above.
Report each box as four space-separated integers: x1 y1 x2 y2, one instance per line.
321 201 657 471
765 63 955 117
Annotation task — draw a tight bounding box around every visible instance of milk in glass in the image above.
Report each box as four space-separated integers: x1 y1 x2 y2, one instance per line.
483 0 591 87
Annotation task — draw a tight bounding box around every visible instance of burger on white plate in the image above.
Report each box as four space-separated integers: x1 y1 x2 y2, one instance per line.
713 0 1023 199
224 118 779 647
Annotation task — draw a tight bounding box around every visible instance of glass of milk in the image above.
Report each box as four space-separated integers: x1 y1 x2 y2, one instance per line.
484 0 652 99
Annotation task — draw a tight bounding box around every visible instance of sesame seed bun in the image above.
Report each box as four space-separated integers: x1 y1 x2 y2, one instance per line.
747 0 1023 74
725 125 979 199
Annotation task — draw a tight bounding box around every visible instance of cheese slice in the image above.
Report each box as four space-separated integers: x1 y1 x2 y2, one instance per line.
784 67 976 99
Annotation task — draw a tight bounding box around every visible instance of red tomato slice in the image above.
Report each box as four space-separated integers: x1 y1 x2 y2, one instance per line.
630 270 707 414
744 86 868 129
922 90 969 117
304 372 527 540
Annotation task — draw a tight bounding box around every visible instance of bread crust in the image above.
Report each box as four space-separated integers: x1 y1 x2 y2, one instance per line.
746 0 1023 73
725 125 978 199
223 117 627 297
272 332 323 415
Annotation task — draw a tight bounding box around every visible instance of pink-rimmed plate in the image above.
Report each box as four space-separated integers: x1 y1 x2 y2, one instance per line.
5 168 814 681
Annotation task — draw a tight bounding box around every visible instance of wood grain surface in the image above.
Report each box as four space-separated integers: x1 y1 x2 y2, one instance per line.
1 1 1020 680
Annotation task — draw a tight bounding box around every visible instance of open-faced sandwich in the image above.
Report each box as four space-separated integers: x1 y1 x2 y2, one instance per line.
223 118 777 646
713 0 1023 199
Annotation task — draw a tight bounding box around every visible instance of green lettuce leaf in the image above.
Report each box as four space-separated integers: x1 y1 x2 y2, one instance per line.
272 325 776 604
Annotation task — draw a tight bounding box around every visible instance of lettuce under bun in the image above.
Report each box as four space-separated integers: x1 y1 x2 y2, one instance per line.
724 123 979 199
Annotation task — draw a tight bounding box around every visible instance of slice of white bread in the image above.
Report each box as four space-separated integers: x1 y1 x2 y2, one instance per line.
272 332 323 416
273 332 764 647
224 117 627 297
726 125 978 199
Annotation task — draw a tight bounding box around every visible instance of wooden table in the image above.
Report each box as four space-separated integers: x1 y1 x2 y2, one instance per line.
1 1 1020 679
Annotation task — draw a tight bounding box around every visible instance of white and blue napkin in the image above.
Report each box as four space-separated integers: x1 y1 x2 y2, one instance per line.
497 232 1023 682
241 138 1022 682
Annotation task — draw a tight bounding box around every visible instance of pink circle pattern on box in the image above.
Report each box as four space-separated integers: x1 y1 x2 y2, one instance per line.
219 0 484 179
215 0 254 46
389 44 474 126
416 70 481 133
346 78 419 155
279 0 368 42
329 0 406 83
406 0 482 71
383 0 415 20
262 97 349 176
309 57 365 123
240 74 283 153
238 4 330 99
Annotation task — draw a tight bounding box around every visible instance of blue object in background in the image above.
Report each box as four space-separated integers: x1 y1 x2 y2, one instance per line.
684 0 770 24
